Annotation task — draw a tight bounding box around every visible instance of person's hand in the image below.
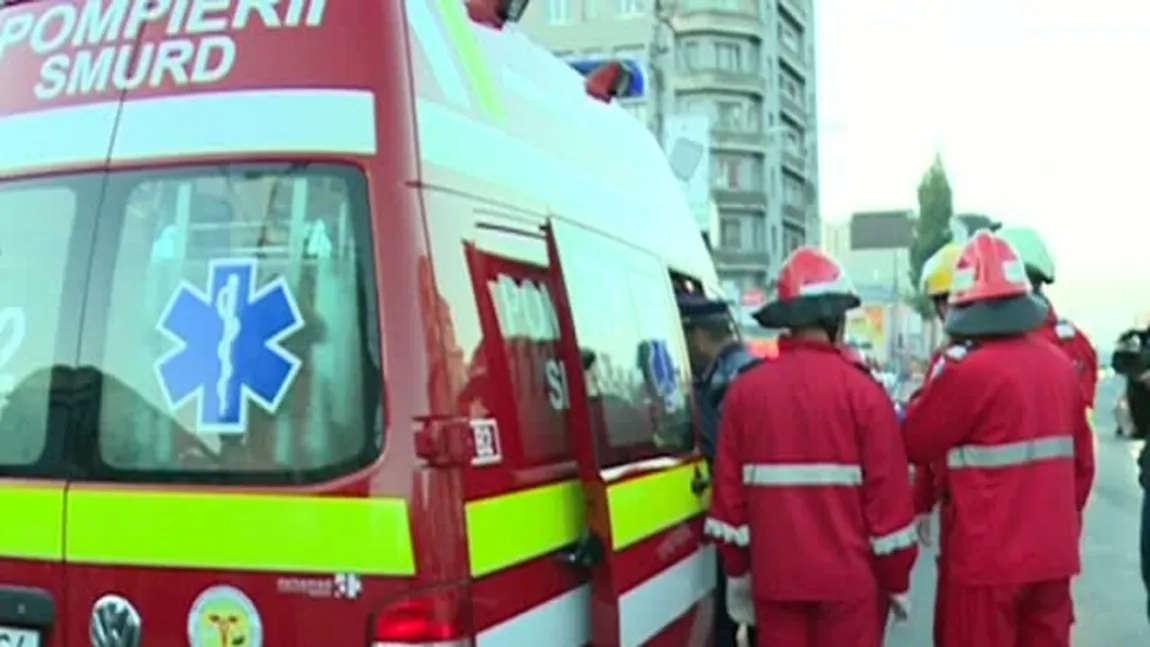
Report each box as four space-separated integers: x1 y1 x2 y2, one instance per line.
915 513 933 547
890 593 912 622
726 574 755 626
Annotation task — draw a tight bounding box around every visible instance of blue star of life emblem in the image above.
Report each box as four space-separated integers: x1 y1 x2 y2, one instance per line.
154 258 305 434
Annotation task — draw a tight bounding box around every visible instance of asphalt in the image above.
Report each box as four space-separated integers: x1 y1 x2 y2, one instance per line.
885 377 1150 646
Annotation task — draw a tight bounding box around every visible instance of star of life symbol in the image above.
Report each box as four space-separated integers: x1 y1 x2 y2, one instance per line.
334 573 362 600
155 258 305 434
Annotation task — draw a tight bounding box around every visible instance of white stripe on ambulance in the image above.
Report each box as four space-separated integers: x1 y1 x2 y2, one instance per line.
0 0 329 101
0 88 376 174
475 546 715 647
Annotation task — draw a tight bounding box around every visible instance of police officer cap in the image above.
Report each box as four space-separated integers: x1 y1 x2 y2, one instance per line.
676 293 731 324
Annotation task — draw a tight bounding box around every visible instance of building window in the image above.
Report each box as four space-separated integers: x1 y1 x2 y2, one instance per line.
615 0 644 17
712 153 764 190
750 215 766 251
783 173 806 206
780 71 805 107
720 218 742 249
582 0 599 20
619 100 648 124
779 19 803 58
678 41 700 70
770 223 779 254
714 42 742 72
547 0 570 23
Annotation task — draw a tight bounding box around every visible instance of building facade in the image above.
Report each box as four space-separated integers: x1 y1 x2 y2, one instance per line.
518 0 819 292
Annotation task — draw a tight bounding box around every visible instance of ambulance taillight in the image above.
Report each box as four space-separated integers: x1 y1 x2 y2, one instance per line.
585 61 636 103
371 587 471 646
466 0 530 28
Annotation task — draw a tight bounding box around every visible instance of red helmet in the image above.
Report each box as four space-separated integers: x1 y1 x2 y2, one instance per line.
754 247 860 329
948 231 1031 306
944 231 1048 337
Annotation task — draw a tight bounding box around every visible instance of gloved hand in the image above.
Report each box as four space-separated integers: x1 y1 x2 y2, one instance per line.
726 574 755 626
889 593 911 622
915 513 933 546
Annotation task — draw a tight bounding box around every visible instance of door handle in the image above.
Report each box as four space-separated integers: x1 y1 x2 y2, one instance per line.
558 532 605 569
690 466 711 496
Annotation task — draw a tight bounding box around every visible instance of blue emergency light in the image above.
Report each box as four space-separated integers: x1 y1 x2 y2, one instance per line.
568 59 646 99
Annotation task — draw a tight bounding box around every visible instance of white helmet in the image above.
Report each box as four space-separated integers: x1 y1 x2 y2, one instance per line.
995 226 1055 284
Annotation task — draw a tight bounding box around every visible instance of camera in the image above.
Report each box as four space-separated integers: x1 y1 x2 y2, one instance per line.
1112 329 1150 377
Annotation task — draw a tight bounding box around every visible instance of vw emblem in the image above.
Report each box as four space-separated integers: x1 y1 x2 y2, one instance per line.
89 594 141 647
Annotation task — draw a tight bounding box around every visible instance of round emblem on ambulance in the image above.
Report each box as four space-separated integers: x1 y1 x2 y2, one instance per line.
187 585 263 647
90 594 141 647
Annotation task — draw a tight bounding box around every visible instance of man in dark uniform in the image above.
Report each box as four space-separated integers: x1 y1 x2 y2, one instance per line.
677 293 760 647
1112 327 1150 623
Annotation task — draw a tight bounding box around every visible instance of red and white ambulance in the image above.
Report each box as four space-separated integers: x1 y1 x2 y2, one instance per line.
0 0 725 645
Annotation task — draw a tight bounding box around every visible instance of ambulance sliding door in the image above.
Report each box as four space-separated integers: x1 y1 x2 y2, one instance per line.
543 219 715 647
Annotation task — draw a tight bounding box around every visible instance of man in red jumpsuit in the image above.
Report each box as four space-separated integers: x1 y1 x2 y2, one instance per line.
705 247 919 647
996 226 1098 413
903 231 1096 647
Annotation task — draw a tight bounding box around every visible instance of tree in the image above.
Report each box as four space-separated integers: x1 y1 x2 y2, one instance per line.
907 155 955 318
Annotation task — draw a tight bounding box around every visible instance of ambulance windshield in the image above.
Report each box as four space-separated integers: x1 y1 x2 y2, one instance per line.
0 164 383 484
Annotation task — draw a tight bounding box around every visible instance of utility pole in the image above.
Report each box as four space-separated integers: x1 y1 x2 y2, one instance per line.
648 0 675 145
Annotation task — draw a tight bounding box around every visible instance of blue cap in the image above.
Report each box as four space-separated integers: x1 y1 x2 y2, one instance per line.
676 294 731 323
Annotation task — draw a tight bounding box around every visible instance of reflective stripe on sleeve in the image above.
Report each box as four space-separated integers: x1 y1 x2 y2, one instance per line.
870 522 917 555
704 517 750 546
742 463 863 486
947 435 1074 469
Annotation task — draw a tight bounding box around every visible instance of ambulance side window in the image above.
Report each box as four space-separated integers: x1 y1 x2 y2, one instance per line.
0 184 77 470
92 164 382 483
556 223 692 468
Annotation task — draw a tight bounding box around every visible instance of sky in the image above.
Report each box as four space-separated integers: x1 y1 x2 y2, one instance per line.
816 0 1150 343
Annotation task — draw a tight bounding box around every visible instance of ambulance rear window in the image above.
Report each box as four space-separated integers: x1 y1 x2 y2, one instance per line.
94 164 381 483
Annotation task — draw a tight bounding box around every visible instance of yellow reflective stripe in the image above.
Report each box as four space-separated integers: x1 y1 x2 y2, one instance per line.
607 461 710 551
466 479 584 577
0 484 64 561
66 489 415 576
432 0 505 120
1086 407 1095 432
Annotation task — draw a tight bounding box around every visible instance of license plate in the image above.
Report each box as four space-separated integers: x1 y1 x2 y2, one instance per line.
0 626 39 647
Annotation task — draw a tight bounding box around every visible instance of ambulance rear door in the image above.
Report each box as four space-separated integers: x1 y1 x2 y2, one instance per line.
543 219 716 647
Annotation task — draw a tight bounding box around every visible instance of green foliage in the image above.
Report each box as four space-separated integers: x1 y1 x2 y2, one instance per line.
908 155 955 318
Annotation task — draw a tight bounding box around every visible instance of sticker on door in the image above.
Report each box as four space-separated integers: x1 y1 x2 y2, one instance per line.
187 585 263 647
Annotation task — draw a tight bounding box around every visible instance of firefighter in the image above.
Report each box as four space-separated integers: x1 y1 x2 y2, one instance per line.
996 226 1098 412
903 231 1095 647
911 240 963 646
705 247 918 647
677 293 759 647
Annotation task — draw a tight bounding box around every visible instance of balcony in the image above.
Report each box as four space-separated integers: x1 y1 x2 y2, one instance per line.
783 204 806 227
712 247 771 268
672 7 763 41
675 69 766 96
712 187 768 210
710 127 768 152
778 43 806 76
782 148 806 175
778 0 808 24
779 92 807 124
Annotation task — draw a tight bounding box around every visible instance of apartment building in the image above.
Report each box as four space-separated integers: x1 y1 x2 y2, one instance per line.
518 0 819 292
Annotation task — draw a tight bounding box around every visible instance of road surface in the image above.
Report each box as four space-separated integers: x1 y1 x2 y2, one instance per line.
886 376 1150 646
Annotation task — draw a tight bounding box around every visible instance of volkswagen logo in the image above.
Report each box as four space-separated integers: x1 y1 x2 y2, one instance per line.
89 594 141 647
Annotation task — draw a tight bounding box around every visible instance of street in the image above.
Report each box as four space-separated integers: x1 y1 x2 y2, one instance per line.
885 376 1150 646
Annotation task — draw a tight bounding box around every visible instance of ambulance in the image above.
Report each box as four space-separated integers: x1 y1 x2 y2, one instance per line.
0 0 724 645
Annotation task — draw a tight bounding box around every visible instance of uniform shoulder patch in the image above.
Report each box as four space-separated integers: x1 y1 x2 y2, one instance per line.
1054 319 1076 341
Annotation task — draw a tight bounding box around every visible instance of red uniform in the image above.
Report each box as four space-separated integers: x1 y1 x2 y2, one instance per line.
1036 308 1098 407
903 336 1095 647
707 337 918 647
